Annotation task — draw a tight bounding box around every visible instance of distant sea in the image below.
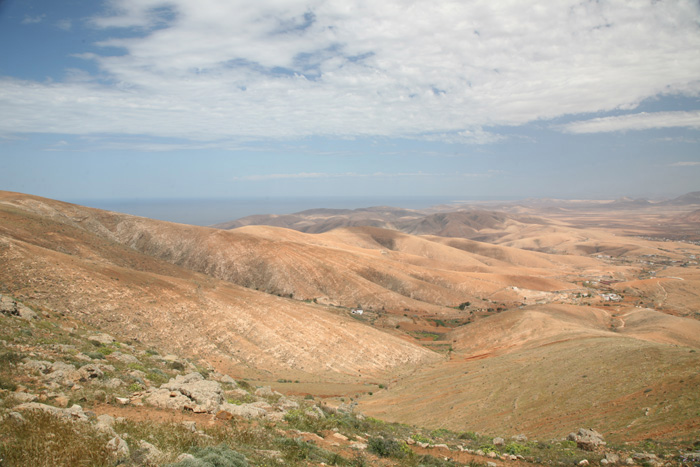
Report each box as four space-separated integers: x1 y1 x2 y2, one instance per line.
71 196 478 227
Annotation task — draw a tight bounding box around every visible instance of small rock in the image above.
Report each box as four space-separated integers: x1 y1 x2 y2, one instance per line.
632 453 662 467
106 435 130 457
605 452 620 464
488 451 498 458
350 442 367 450
12 392 38 403
417 441 430 448
103 378 124 389
277 397 298 410
137 440 162 464
579 460 589 466
175 453 195 462
493 437 505 446
90 333 115 345
487 462 498 467
254 386 280 398
115 397 130 405
255 449 283 461
512 434 528 442
304 406 326 419
78 364 104 381
219 374 238 385
625 458 634 465
96 414 115 427
182 420 197 432
107 352 141 365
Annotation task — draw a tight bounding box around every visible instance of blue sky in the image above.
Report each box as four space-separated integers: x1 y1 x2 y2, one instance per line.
1 0 699 205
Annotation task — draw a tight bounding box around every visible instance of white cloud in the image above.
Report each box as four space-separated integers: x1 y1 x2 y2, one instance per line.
233 171 434 181
559 111 700 134
21 15 45 24
669 161 700 167
3 1 700 144
56 19 73 31
234 170 494 181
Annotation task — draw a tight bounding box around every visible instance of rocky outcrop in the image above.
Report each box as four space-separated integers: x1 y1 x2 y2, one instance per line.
21 359 113 388
216 402 268 420
145 372 223 413
568 428 606 451
14 402 89 422
0 294 38 320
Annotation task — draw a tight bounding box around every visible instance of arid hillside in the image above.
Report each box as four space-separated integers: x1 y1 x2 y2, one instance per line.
360 303 700 442
1 190 700 445
0 191 440 381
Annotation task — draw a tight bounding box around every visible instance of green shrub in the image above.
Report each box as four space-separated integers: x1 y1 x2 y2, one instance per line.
367 437 409 458
0 375 18 391
411 433 431 444
504 442 531 455
430 428 451 439
147 371 169 385
0 352 23 367
169 443 248 467
275 437 344 464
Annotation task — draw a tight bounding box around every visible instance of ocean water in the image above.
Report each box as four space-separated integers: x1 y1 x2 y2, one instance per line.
73 196 462 226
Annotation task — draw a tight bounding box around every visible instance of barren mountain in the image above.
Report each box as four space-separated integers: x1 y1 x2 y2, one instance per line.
661 190 700 205
213 206 550 239
0 192 439 381
2 190 700 444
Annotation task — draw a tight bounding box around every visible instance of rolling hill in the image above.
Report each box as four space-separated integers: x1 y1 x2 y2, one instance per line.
1 190 700 444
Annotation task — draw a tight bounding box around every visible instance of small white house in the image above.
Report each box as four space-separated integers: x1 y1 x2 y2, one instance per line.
601 293 622 302
351 309 364 315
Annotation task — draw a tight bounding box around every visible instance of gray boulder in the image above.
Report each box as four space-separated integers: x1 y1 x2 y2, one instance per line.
568 428 606 451
106 435 130 458
0 295 38 320
78 364 104 381
89 333 115 345
145 389 193 411
216 402 268 420
145 373 223 413
632 453 662 467
15 402 88 422
160 372 223 413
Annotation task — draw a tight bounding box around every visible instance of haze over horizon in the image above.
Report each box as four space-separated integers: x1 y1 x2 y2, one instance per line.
1 0 700 203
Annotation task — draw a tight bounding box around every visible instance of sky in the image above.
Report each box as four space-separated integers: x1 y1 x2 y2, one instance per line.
1 0 700 209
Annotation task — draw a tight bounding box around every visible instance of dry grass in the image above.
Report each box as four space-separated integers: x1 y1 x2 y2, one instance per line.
0 411 112 467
